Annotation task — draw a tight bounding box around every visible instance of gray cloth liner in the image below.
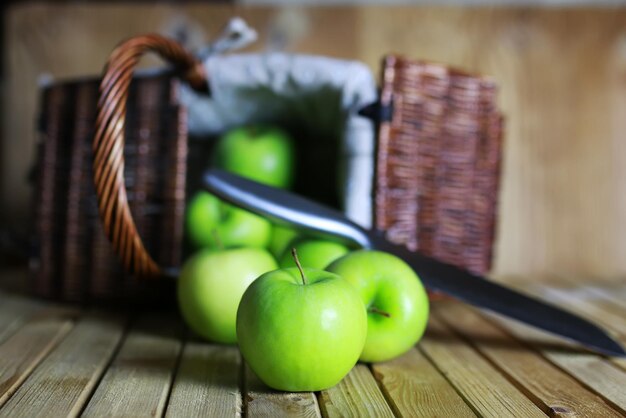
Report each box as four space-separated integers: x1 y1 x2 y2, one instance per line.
180 53 377 228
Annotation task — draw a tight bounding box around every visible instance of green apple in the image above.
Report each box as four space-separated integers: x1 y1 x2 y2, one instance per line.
237 264 367 391
186 191 272 249
268 224 299 258
178 247 278 343
327 250 429 362
279 238 350 270
213 124 295 189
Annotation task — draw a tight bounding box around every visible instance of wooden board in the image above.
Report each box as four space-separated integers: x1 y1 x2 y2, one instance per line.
1 276 626 417
0 311 126 417
370 347 476 417
5 4 626 279
516 277 626 374
245 364 320 418
483 311 626 414
0 308 75 407
419 316 545 417
82 315 182 417
165 341 242 417
318 364 394 418
434 301 623 417
0 292 46 344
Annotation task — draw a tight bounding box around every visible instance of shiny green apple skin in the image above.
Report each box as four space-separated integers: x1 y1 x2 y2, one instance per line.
213 125 295 189
268 224 299 258
237 268 367 392
279 239 350 270
186 191 272 249
327 250 429 362
177 247 278 344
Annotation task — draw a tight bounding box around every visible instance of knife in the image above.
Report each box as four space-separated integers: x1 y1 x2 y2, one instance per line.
202 169 626 357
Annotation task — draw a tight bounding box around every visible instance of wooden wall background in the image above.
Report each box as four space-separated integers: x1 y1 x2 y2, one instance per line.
3 4 626 280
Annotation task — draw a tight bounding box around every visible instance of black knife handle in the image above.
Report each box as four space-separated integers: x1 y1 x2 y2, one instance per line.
202 169 373 248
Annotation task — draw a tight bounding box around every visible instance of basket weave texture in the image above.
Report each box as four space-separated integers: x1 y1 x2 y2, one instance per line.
33 74 187 302
375 56 503 276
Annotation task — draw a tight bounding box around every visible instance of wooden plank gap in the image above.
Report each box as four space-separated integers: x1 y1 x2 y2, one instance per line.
160 327 187 416
367 362 413 418
240 351 248 418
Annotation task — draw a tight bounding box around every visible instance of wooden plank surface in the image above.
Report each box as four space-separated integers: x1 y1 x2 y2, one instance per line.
529 283 626 340
82 315 182 418
0 292 46 344
435 302 623 417
538 276 626 320
371 347 476 417
0 307 75 407
165 341 242 417
484 311 626 415
1 277 625 417
521 279 626 374
0 311 126 418
584 280 626 304
245 364 320 418
318 364 394 418
419 315 545 418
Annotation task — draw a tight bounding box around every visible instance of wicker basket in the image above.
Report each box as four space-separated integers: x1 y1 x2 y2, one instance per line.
375 56 503 276
32 34 503 303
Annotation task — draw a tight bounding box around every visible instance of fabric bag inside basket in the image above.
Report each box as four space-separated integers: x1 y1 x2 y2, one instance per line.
181 52 378 229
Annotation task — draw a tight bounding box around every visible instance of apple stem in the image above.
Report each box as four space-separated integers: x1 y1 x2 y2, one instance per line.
368 306 391 318
212 229 224 250
291 248 308 285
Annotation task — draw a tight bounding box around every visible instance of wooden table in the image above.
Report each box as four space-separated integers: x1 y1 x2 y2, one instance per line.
0 273 625 417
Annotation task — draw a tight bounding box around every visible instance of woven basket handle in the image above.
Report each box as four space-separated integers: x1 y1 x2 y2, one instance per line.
93 34 207 279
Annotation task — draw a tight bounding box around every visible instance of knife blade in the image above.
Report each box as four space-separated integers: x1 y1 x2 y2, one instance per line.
202 169 626 357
